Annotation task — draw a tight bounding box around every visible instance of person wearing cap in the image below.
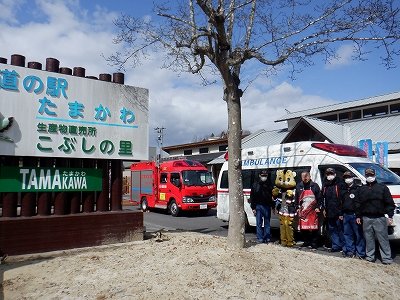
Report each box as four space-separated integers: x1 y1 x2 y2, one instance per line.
321 168 346 252
250 170 274 243
356 168 395 264
295 170 322 249
341 171 365 258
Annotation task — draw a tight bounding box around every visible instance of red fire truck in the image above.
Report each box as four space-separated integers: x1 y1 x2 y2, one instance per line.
130 160 217 216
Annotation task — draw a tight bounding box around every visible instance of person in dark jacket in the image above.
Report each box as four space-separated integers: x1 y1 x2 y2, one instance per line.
250 170 274 243
356 168 395 264
295 170 322 249
341 171 365 258
322 168 346 252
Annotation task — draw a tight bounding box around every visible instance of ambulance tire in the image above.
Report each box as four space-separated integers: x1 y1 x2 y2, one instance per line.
140 197 148 212
169 200 180 217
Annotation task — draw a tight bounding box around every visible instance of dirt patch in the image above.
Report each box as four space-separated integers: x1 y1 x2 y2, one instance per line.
1 232 398 299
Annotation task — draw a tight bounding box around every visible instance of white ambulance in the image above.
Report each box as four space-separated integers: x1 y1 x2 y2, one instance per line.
216 141 400 239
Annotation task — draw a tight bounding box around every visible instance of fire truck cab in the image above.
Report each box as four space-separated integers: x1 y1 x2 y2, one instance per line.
130 160 217 216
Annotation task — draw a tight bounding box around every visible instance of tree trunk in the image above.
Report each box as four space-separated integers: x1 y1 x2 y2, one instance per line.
226 88 246 249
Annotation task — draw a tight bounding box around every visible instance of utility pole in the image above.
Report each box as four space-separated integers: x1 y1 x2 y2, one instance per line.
154 126 166 165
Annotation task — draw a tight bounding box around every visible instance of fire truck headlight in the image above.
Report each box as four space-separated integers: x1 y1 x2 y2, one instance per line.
209 195 216 202
183 197 194 203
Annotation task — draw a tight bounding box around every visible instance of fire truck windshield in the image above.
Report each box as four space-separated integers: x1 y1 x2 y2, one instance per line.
182 170 214 186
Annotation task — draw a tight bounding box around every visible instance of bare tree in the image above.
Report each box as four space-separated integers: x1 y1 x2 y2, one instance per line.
108 0 400 249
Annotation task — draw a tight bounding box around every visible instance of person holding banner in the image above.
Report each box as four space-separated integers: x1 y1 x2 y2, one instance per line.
295 171 322 249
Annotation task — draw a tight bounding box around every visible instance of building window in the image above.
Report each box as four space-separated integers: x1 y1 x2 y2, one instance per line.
219 145 228 151
339 112 350 121
320 114 337 122
390 103 400 114
199 147 209 154
184 149 192 155
339 110 361 121
351 110 362 119
363 106 388 118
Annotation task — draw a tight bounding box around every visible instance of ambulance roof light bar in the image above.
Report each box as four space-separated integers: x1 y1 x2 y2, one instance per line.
311 142 367 157
224 151 229 161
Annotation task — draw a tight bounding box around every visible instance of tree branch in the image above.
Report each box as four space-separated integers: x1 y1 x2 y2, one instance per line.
226 0 236 45
244 0 256 49
255 0 353 52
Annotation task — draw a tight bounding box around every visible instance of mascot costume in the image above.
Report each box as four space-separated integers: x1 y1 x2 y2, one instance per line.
272 169 297 247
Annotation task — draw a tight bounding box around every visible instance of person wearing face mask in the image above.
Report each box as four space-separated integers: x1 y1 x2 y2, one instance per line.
355 168 395 265
341 171 365 259
295 170 322 249
321 168 346 253
250 170 274 243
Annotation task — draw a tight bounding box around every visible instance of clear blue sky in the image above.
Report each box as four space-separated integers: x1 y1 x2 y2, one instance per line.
1 0 399 146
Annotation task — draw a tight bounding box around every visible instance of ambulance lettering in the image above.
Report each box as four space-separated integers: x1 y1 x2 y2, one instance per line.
242 156 288 167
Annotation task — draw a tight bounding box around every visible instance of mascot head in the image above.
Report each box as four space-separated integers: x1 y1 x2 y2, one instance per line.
283 170 297 190
274 169 285 188
274 169 297 190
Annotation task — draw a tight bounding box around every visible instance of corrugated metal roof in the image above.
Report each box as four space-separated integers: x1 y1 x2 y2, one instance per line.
162 137 228 152
242 128 288 148
207 154 225 165
288 116 400 150
208 128 288 165
300 117 351 144
346 114 400 151
180 152 224 163
275 91 400 122
208 111 400 166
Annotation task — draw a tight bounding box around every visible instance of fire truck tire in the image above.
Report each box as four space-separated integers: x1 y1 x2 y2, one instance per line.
169 200 180 217
140 198 148 212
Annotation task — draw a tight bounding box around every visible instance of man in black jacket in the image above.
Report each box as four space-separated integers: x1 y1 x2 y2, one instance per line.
341 171 365 258
356 168 395 264
322 168 346 252
250 170 274 243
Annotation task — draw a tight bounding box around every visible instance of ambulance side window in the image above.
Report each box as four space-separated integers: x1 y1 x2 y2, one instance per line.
252 169 274 186
219 170 254 189
242 170 252 189
318 165 348 183
220 171 228 189
160 173 167 184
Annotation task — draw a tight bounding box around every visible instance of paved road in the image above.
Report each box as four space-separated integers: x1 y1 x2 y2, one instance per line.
124 206 400 264
124 205 230 236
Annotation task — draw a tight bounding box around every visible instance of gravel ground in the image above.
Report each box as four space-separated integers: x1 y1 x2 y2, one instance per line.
1 231 399 299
